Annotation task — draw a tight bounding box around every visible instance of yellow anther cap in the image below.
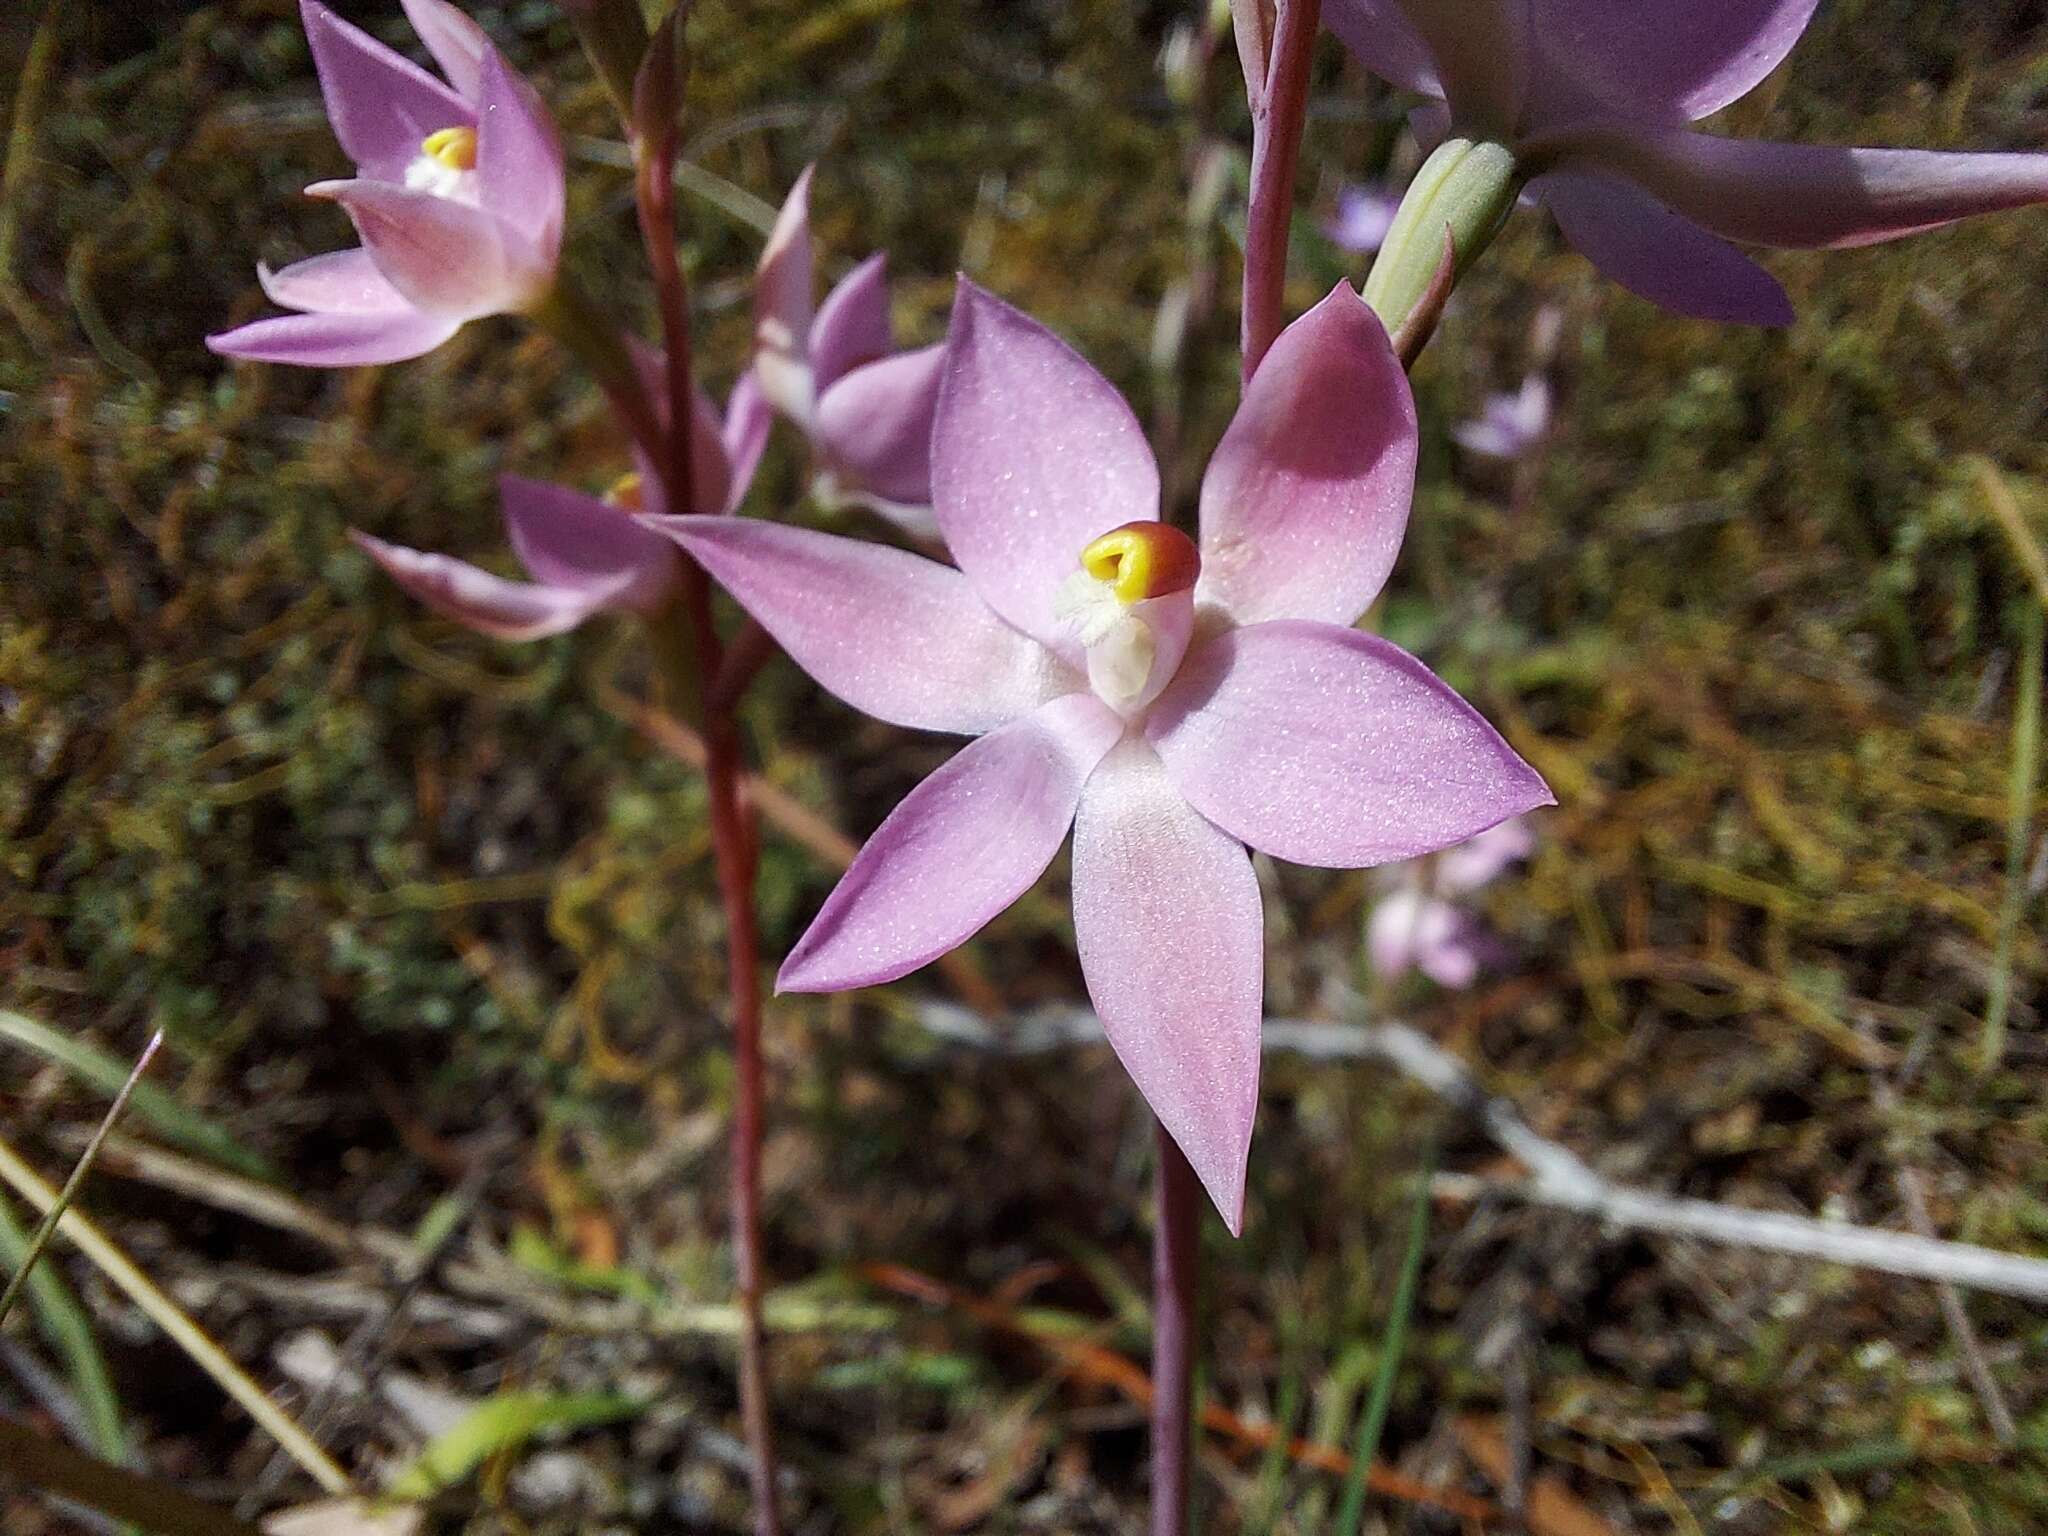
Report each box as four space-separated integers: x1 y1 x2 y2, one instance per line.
1079 521 1200 605
420 126 479 171
603 471 647 511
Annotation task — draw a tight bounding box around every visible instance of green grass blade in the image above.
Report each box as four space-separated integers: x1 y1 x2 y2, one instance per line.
0 1011 274 1181
0 1190 129 1464
1332 1143 1437 1536
384 1390 644 1500
1980 602 2043 1072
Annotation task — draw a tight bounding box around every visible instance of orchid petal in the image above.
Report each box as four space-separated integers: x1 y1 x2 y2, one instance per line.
931 280 1160 655
810 251 895 392
1396 0 1530 138
721 371 773 513
307 178 519 316
1146 621 1554 868
815 343 944 509
1438 816 1534 893
645 515 1080 735
398 0 491 99
625 339 739 515
777 693 1124 992
1368 890 1481 987
1552 125 2048 250
206 304 461 366
1529 0 1819 122
1197 284 1416 628
1539 169 1794 325
1070 740 1262 1234
1321 0 1441 97
351 531 624 640
257 248 406 314
475 47 564 266
299 0 472 183
498 475 677 610
755 167 816 422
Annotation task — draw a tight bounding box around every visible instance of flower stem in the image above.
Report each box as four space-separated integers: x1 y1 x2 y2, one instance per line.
632 121 784 1535
1237 0 1321 382
1152 1121 1202 1536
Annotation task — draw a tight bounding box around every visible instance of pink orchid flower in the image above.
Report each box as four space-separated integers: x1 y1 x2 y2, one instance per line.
1453 373 1551 460
356 373 767 638
1323 182 1404 254
1326 0 2048 324
1368 817 1534 987
208 0 564 367
644 280 1552 1230
752 168 946 532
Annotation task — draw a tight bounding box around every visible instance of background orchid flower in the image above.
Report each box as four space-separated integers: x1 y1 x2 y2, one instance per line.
356 375 761 638
208 0 564 366
1322 182 1402 254
1326 0 2048 324
644 279 1552 1231
1368 817 1533 987
1453 373 1551 460
752 167 945 531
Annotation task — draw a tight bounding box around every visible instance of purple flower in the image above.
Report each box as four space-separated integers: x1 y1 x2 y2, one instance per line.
1368 817 1533 987
1452 373 1550 460
1326 0 2048 324
208 0 565 366
644 280 1552 1230
752 169 945 532
356 373 764 637
1323 183 1403 253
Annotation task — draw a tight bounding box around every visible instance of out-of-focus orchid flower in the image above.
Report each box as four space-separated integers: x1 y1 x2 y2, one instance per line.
646 279 1552 1230
1323 183 1403 253
1368 817 1533 987
357 373 763 637
1452 373 1550 460
208 0 565 366
752 168 946 532
1325 0 2048 324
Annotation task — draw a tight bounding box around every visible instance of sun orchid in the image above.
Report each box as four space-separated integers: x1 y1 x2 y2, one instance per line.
644 279 1552 1230
752 168 946 531
1322 182 1404 254
1327 0 2048 323
356 371 766 638
1453 373 1551 460
207 0 564 366
1368 817 1533 987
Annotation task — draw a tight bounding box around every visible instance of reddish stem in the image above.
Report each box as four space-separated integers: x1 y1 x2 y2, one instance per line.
1151 1122 1202 1536
1238 0 1321 382
634 131 784 1536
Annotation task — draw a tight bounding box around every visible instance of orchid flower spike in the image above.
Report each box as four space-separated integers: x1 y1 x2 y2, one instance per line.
1368 817 1534 987
208 0 565 366
357 374 764 637
645 280 1552 1231
1327 0 2048 324
752 168 946 532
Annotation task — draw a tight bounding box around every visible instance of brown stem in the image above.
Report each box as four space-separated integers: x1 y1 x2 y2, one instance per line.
1151 1122 1202 1536
1237 0 1320 381
709 618 779 715
634 123 784 1535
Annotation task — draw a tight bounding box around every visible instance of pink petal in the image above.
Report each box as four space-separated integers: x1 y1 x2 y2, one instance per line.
1369 892 1483 988
626 338 739 516
1539 169 1793 325
1146 620 1554 868
352 531 624 639
755 167 816 421
810 251 895 392
1552 125 2048 250
1528 0 1819 122
474 47 564 269
299 0 472 183
1321 0 1442 96
257 248 406 314
777 693 1124 992
815 343 944 509
1437 815 1534 892
721 371 773 513
931 280 1161 655
1396 0 1530 137
398 0 491 99
1197 284 1417 628
307 178 522 316
498 475 678 609
206 305 461 366
1070 741 1263 1235
644 515 1080 735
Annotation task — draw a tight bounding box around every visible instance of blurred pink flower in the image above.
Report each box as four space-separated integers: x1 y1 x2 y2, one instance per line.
1368 817 1533 987
646 279 1552 1231
208 0 564 366
752 169 945 532
356 372 762 637
1323 183 1403 253
1326 0 2048 323
1452 374 1550 460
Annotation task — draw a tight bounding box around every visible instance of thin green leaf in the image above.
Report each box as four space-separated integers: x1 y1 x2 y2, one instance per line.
0 1190 129 1464
1980 602 2043 1071
383 1391 644 1501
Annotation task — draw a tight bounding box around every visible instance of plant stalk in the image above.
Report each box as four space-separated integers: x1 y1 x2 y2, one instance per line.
1237 0 1320 381
1151 1122 1202 1536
